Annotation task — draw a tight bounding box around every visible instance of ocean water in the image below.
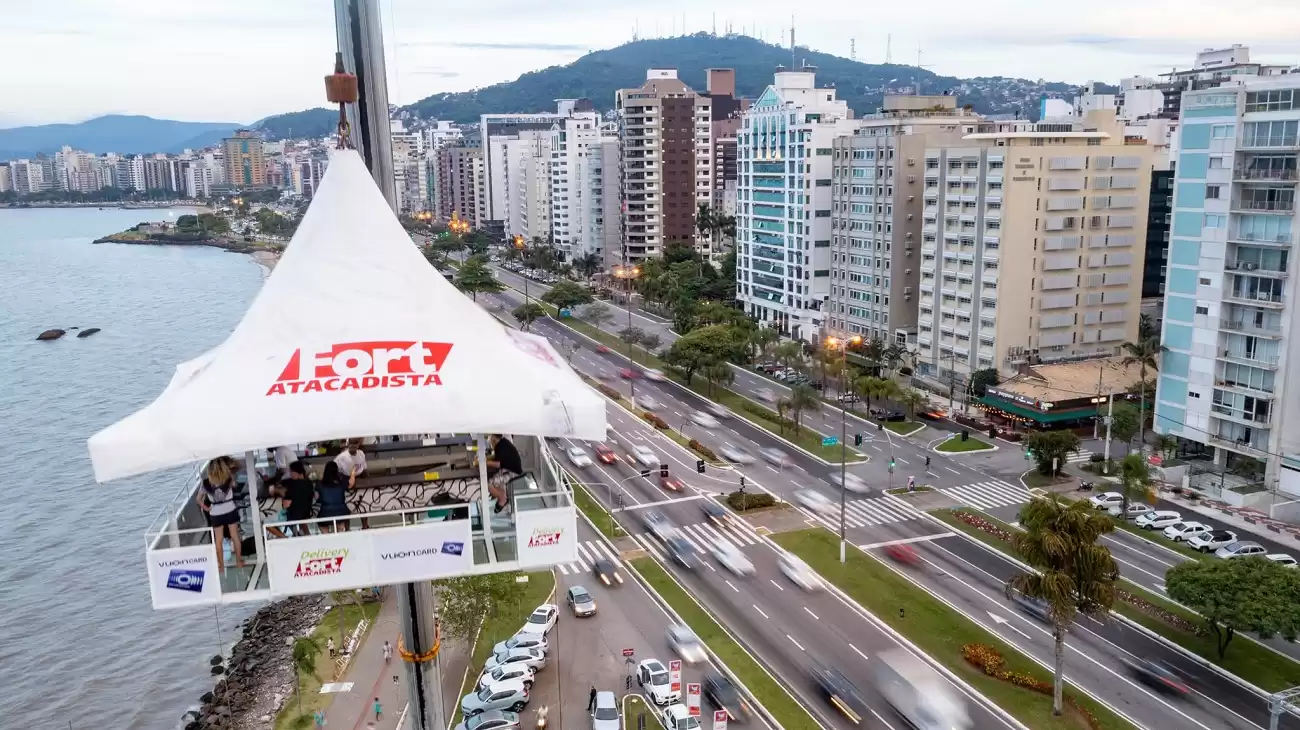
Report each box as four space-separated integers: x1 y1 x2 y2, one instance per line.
0 207 265 729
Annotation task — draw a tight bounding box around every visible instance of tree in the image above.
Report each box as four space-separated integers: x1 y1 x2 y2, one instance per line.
454 255 505 301
777 384 821 432
639 333 661 352
861 337 886 370
1138 313 1159 341
662 324 749 384
512 302 547 330
578 302 613 329
968 368 999 398
1024 430 1081 476
619 326 646 347
772 341 806 371
435 572 530 646
750 327 780 362
1121 335 1167 451
1117 452 1153 518
1166 558 1300 659
572 252 601 280
702 360 734 397
1010 495 1118 714
540 280 594 310
1108 402 1141 452
898 388 928 421
291 636 323 714
856 376 900 410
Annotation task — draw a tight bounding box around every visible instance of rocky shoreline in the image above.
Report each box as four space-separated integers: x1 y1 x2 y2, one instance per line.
185 596 326 730
93 234 281 270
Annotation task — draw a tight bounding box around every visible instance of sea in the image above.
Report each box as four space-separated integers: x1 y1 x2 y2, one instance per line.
0 207 267 729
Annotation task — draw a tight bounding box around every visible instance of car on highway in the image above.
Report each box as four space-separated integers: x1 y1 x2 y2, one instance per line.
593 558 624 586
452 710 521 730
703 672 752 723
660 474 685 492
630 443 658 467
1008 587 1051 623
593 443 619 464
461 679 530 716
690 411 720 429
566 445 593 468
636 395 661 410
812 665 869 725
636 659 681 705
1108 502 1153 520
660 703 700 730
1088 491 1124 510
518 605 558 637
665 536 698 570
1135 510 1182 530
1188 529 1238 553
793 489 836 517
706 402 730 419
595 344 610 353
667 625 707 664
1268 554 1298 568
478 662 537 691
596 369 617 381
1216 540 1267 559
701 500 731 527
779 554 823 591
492 634 548 657
1122 657 1190 695
644 369 667 382
759 447 791 467
566 585 597 617
836 393 862 404
829 472 870 493
869 407 905 421
485 646 547 672
592 691 620 730
620 368 640 379
642 510 677 540
755 388 777 403
711 539 755 576
1164 521 1212 542
719 444 756 465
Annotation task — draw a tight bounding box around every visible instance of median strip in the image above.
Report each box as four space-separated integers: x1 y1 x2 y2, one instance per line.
772 528 1136 730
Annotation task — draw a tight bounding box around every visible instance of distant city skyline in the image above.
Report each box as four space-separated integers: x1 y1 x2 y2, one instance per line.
5 0 1300 126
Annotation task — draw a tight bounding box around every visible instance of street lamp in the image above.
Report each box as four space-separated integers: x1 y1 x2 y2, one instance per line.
612 264 642 403
826 334 862 564
512 234 530 304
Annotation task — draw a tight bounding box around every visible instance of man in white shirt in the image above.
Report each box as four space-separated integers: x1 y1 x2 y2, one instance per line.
334 439 368 478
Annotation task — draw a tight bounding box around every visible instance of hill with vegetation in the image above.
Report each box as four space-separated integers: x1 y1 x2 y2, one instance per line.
403 33 1088 122
253 108 338 141
0 115 240 159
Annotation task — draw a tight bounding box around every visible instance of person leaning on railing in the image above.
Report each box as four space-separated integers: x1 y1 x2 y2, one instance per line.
198 458 246 570
316 460 356 533
477 434 522 516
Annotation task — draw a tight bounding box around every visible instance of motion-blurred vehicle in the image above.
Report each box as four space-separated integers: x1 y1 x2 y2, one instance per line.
869 407 905 422
886 544 920 566
829 472 870 494
1007 588 1051 623
711 539 755 576
701 500 731 526
706 402 730 419
703 672 753 723
1122 657 1190 696
595 345 610 353
592 558 624 586
759 447 791 467
793 489 836 518
779 554 823 591
644 369 667 382
660 474 685 492
690 411 720 429
619 368 639 380
1163 521 1211 542
565 445 592 469
755 388 777 403
667 624 707 664
812 665 870 725
636 395 661 410
871 649 971 729
630 443 658 467
565 585 596 617
665 536 698 570
1135 510 1182 529
593 443 619 464
719 445 756 465
642 510 677 540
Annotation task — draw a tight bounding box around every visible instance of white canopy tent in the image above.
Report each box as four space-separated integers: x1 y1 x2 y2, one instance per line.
88 149 606 483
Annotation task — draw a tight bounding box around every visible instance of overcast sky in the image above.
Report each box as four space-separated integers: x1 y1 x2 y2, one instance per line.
5 0 1300 127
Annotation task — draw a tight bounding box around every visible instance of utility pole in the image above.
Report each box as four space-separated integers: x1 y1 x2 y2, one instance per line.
839 359 849 564
1102 392 1115 475
1093 361 1104 439
334 2 443 729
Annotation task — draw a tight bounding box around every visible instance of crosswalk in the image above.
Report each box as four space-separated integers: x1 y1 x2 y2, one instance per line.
557 540 623 576
810 496 925 530
942 480 1034 510
1066 449 1095 464
632 519 761 561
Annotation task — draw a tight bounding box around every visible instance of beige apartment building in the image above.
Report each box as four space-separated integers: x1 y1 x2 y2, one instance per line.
222 130 266 188
915 110 1152 386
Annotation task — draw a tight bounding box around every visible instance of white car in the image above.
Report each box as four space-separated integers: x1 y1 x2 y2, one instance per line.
759 447 791 466
1215 540 1267 559
491 633 548 657
644 369 666 382
719 445 756 465
1188 529 1238 553
779 554 823 591
1108 502 1153 520
660 703 701 730
630 444 658 467
517 605 558 637
636 395 661 411
1267 554 1298 568
793 489 836 517
711 539 756 576
566 445 593 468
706 403 730 419
756 388 777 403
690 411 720 429
667 624 707 664
485 646 546 672
478 662 536 690
830 472 870 493
1133 510 1181 529
592 690 620 730
636 659 680 705
1163 521 1211 542
1088 492 1124 510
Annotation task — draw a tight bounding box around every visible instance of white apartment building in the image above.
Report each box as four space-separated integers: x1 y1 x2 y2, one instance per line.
0 163 11 193
9 160 45 195
424 120 463 150
391 120 429 214
481 100 595 228
547 110 602 256
576 132 622 267
504 130 552 242
734 65 859 343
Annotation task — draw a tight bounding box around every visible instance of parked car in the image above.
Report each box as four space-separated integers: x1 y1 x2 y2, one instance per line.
485 647 546 672
460 679 530 716
1267 554 1298 568
566 585 597 617
517 605 558 637
1215 540 1267 559
452 710 521 730
1088 492 1124 510
591 690 620 730
478 663 536 691
1163 521 1211 542
491 634 548 657
667 624 707 664
636 659 681 705
837 393 861 404
660 703 701 730
565 445 593 468
1188 529 1238 553
1134 510 1182 530
1108 502 1154 520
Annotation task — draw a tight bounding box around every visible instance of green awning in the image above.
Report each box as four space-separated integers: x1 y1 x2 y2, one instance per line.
979 396 1098 424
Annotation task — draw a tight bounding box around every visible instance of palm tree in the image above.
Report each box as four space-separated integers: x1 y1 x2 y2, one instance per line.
1010 496 1118 715
291 636 323 714
696 203 715 248
777 384 821 432
702 360 734 397
772 341 806 371
1117 452 1153 519
898 388 928 421
1121 335 1167 452
882 344 907 378
751 327 780 362
573 252 601 280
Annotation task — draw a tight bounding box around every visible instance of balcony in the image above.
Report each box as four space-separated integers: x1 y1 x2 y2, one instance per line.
144 437 575 608
1229 230 1293 246
1223 290 1286 308
1207 434 1269 456
1234 167 1298 183
1215 377 1276 398
1211 404 1273 426
1233 199 1296 214
1225 260 1288 278
1219 318 1284 338
1216 349 1281 369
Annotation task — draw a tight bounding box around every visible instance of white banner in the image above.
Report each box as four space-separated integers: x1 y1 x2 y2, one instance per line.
147 543 222 609
266 530 373 596
669 659 682 693
514 506 578 568
369 519 473 583
686 683 701 717
713 710 729 730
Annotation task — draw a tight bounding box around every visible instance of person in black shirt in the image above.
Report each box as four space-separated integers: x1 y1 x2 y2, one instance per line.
485 434 522 513
280 461 316 536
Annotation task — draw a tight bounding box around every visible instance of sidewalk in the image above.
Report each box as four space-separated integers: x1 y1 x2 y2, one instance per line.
1160 488 1300 546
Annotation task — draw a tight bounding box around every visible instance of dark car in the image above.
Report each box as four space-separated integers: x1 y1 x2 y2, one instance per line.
660 475 685 492
665 536 698 570
703 672 752 723
811 666 868 724
870 407 906 422
1007 587 1051 623
701 500 729 526
1122 658 1190 696
593 558 624 586
593 443 618 464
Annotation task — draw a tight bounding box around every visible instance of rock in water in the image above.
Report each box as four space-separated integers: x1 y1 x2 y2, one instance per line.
76 327 101 338
36 329 65 341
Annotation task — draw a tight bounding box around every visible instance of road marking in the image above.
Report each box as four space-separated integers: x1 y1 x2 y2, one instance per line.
859 532 955 550
985 611 1033 639
618 494 707 511
849 644 869 662
786 634 806 651
944 467 961 475
870 444 882 452
753 604 769 619
895 457 910 465
1156 582 1167 592
769 579 784 591
804 607 819 620
725 580 739 593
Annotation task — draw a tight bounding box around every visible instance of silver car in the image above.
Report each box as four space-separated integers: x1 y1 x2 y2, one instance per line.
461 679 530 716
719 444 756 464
485 647 546 672
491 634 548 657
592 690 620 730
453 710 521 730
667 624 707 664
478 662 536 691
567 585 597 617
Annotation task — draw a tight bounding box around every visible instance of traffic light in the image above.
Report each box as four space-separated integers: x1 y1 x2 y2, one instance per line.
696 459 706 474
660 464 669 479
961 429 969 442
889 458 895 473
854 433 863 446
740 475 746 488
1024 448 1034 461
640 468 651 478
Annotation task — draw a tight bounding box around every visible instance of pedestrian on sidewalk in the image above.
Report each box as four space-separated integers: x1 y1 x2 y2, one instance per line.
313 709 326 727
588 685 597 711
327 637 336 658
383 640 392 663
373 698 382 721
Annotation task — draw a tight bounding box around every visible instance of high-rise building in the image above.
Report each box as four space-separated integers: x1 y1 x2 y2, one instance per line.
734 65 858 342
391 120 429 214
914 110 1152 387
615 69 714 262
9 160 45 195
827 94 982 348
0 163 12 193
222 130 267 188
435 145 482 225
547 109 602 257
705 68 748 244
1154 76 1300 495
504 130 552 243
480 101 593 230
576 130 622 267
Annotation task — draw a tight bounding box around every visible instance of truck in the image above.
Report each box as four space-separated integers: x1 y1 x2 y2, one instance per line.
871 649 971 730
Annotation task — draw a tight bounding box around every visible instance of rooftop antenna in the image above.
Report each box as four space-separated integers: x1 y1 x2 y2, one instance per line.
850 37 856 62
632 20 639 42
790 15 796 69
712 12 716 36
886 34 893 64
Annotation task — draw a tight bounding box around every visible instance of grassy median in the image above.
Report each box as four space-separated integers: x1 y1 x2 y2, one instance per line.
935 435 994 453
773 528 1136 730
455 571 558 703
571 481 625 540
630 558 823 730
